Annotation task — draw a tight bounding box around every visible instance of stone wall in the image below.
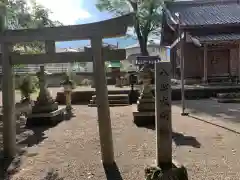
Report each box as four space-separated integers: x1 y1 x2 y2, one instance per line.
0 72 130 89
0 73 93 89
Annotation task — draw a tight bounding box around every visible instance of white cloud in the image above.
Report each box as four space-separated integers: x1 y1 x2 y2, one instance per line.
33 0 91 25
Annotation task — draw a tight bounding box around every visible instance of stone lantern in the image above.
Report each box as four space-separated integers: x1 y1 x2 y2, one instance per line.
132 63 155 126
137 64 155 112
61 73 75 112
32 65 58 113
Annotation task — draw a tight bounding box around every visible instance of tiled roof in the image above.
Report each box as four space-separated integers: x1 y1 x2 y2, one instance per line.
192 33 240 42
166 0 240 26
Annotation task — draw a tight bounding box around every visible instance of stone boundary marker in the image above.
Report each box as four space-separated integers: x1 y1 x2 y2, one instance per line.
155 62 172 166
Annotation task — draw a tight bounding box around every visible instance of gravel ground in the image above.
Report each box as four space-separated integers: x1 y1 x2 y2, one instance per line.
0 104 238 180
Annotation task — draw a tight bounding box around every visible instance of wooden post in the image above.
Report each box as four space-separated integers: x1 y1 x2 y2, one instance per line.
91 36 114 165
155 62 172 167
170 48 175 78
203 44 208 83
180 31 187 115
0 3 16 158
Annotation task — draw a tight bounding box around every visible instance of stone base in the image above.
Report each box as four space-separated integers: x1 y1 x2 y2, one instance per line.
128 90 139 104
26 107 65 126
137 102 155 112
137 94 155 111
145 159 188 180
133 110 155 127
88 103 128 107
32 102 58 114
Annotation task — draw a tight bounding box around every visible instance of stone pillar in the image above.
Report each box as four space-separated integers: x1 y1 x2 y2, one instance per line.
91 36 114 165
1 4 16 158
203 44 208 83
2 43 15 158
65 91 72 110
155 62 172 167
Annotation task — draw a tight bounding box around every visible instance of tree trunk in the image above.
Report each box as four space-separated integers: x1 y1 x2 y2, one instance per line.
128 1 149 56
139 39 149 56
135 24 149 56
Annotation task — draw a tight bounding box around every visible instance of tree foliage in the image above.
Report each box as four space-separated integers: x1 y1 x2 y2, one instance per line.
96 0 163 55
1 0 62 53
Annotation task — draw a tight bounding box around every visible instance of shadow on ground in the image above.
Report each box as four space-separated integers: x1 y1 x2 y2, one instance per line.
172 132 201 148
0 148 26 179
134 123 201 148
0 113 74 178
103 162 123 180
173 99 240 124
18 126 50 148
0 124 52 179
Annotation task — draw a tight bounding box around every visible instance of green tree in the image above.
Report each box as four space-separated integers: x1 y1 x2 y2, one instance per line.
7 0 62 53
96 0 163 56
0 0 62 54
1 0 62 70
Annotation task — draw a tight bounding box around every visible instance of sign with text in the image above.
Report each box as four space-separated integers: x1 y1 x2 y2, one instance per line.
155 62 172 166
136 56 161 65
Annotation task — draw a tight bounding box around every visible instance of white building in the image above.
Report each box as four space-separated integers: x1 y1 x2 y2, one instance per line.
45 47 74 73
125 40 170 67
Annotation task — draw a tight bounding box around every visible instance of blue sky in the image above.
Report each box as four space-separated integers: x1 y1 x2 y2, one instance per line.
34 0 137 48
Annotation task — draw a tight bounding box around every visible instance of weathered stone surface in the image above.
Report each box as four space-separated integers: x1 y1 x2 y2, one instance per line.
136 65 155 112
155 62 172 166
133 62 155 126
32 66 58 114
27 107 65 126
144 164 188 180
137 103 155 112
28 66 64 126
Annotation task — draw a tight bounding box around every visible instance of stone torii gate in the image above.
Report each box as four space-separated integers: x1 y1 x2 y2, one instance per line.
0 4 134 165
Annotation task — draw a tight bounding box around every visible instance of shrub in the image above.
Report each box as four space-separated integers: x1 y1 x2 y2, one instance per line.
60 73 76 89
19 75 38 101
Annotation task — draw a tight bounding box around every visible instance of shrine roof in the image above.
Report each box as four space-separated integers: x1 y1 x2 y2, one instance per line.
165 0 240 28
191 33 240 43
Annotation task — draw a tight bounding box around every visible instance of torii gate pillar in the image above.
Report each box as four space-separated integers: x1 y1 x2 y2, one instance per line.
91 36 114 165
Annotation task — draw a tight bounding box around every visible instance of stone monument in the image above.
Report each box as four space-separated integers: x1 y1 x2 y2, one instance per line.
27 66 65 126
155 62 172 167
133 63 155 126
144 62 188 179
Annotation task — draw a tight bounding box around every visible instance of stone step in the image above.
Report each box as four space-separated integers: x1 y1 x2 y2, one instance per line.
90 99 129 105
92 94 129 101
88 104 129 107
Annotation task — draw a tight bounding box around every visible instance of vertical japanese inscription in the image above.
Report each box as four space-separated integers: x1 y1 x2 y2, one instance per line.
155 62 172 166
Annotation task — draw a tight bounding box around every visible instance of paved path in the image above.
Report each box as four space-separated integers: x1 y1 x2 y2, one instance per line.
174 100 240 133
2 105 239 180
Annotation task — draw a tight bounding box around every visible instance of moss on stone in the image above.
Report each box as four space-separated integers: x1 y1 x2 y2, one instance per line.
145 165 188 180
